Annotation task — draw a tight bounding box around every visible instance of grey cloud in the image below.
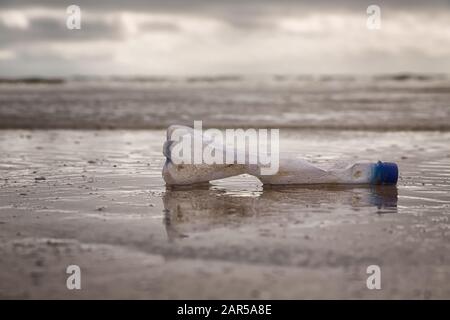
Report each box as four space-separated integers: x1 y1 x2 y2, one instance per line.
140 21 181 33
1 1 448 36
0 13 182 49
2 0 449 15
0 0 449 76
0 17 124 47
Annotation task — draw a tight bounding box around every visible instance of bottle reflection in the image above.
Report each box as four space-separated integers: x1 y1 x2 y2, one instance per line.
162 184 398 241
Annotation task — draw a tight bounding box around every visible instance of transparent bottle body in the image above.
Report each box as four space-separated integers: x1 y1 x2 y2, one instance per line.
162 125 397 186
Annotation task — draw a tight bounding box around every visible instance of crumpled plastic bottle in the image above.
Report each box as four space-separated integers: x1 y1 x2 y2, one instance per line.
162 125 398 186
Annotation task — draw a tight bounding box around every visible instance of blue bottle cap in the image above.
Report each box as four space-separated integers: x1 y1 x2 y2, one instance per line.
372 161 399 185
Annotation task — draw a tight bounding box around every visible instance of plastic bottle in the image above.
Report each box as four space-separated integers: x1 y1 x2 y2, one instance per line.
162 125 398 186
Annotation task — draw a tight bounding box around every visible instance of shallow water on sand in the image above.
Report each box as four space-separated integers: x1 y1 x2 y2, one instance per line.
1 75 450 130
0 129 449 298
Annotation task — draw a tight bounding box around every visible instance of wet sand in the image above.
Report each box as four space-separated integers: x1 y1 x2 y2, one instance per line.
0 129 449 299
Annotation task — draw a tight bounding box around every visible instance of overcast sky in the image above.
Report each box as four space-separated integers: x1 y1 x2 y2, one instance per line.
1 0 449 76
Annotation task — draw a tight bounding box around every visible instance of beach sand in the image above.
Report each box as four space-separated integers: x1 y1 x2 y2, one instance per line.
0 129 449 299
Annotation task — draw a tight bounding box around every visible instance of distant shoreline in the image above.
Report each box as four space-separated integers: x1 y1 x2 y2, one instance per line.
0 73 448 85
